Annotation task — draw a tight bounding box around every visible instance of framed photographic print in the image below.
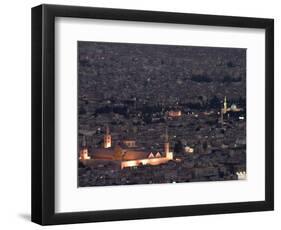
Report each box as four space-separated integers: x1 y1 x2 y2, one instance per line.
31 4 274 225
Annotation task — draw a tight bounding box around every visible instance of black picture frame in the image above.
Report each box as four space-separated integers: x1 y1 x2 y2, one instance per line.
31 4 274 225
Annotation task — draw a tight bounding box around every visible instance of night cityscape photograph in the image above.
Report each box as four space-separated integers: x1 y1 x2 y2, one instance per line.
77 41 247 187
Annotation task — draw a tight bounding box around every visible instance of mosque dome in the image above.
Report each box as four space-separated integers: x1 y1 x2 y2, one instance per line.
231 104 237 110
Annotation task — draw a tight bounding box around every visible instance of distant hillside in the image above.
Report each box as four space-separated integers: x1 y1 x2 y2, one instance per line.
78 41 246 107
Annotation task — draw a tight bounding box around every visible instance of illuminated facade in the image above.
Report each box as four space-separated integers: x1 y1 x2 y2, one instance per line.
79 126 174 169
79 136 90 160
121 132 174 169
79 147 90 160
167 110 182 118
236 171 247 180
103 125 111 148
122 139 136 148
184 146 194 154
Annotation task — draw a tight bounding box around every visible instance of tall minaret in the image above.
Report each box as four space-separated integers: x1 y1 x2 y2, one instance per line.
223 96 228 114
164 127 173 160
104 125 112 148
79 136 90 160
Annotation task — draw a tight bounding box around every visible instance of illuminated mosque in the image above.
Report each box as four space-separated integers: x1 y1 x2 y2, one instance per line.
79 126 174 169
220 96 243 123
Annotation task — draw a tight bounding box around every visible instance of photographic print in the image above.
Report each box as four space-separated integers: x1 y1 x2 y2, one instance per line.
78 41 246 187
32 5 274 224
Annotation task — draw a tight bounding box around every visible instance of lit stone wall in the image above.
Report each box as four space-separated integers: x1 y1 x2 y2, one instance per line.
121 155 173 169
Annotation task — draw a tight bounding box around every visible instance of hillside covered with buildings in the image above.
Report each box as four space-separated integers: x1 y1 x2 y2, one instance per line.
78 41 246 187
